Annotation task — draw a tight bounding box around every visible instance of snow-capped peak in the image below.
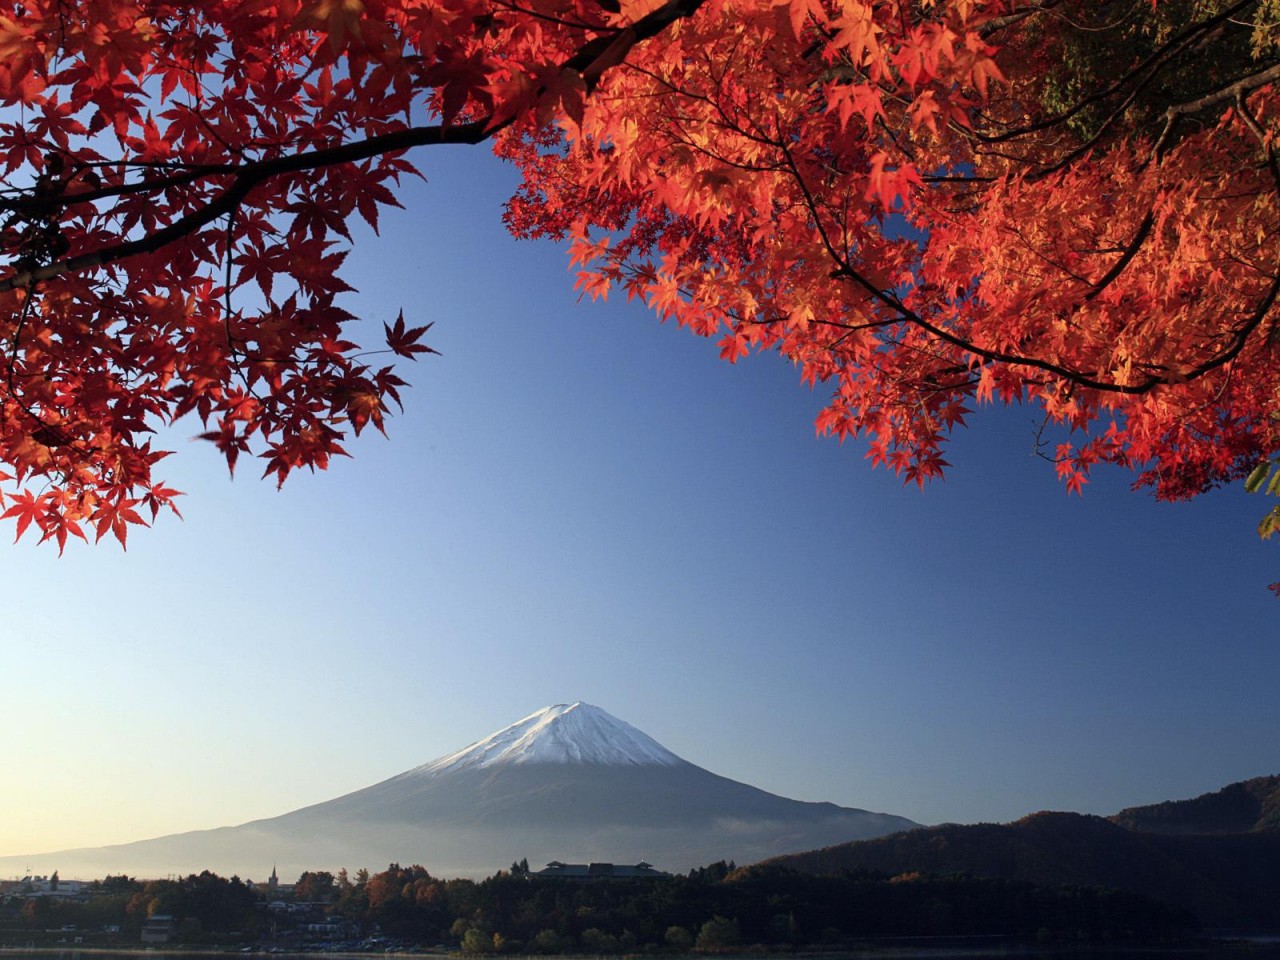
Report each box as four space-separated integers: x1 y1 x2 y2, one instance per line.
413 702 685 775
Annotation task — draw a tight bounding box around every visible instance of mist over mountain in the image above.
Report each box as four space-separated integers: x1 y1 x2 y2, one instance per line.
0 703 917 880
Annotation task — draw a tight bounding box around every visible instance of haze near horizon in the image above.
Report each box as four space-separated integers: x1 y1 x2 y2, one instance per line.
0 701 921 879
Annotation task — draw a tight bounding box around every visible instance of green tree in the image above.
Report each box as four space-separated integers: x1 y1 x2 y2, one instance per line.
665 926 694 951
695 916 741 952
580 927 620 952
462 927 496 954
531 928 567 953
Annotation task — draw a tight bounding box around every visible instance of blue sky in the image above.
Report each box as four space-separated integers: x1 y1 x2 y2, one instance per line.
1 146 1276 867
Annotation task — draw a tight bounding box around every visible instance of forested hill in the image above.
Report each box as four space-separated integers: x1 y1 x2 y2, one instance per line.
1109 775 1280 834
765 811 1280 927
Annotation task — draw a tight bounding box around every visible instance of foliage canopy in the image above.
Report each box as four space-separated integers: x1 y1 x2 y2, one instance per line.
1 0 1279 547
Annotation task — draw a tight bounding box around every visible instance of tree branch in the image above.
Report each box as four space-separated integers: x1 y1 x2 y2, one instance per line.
1083 209 1154 302
1153 61 1280 160
0 0 709 294
974 0 1257 146
0 121 494 294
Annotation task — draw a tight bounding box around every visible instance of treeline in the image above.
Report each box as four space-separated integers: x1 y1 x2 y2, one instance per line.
1 861 1195 951
334 862 1194 950
2 872 262 941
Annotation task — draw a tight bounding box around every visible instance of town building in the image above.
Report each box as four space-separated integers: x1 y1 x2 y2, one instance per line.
533 861 670 880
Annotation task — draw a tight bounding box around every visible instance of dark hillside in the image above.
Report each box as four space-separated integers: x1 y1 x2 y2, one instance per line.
1109 775 1280 834
765 812 1280 926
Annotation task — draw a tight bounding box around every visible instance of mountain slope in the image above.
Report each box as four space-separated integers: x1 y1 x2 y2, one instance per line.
1109 774 1280 834
0 703 917 881
766 778 1280 927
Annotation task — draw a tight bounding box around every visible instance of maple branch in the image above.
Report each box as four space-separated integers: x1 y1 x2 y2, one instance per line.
920 173 995 184
6 286 34 402
4 286 75 450
1172 62 1280 122
1153 62 1280 160
1003 221 1093 287
1083 210 1154 302
878 266 1280 397
0 123 489 293
568 0 707 91
1234 92 1280 207
740 311 896 335
976 0 1069 39
622 59 788 161
0 0 709 296
488 0 608 33
774 44 1280 403
790 142 1279 398
0 161 236 216
223 204 260 394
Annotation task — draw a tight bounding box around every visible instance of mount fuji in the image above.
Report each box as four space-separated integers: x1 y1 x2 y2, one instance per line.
0 703 919 879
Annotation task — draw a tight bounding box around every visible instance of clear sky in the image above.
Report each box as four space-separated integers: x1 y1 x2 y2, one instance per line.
1 146 1276 869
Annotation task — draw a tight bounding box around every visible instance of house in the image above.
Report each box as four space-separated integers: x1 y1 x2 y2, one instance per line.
533 861 670 880
305 918 359 938
1 875 89 903
141 915 178 943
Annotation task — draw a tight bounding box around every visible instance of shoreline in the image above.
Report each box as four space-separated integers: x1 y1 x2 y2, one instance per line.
3 937 1280 960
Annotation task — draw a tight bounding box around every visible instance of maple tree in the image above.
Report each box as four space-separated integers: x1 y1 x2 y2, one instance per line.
0 0 1278 553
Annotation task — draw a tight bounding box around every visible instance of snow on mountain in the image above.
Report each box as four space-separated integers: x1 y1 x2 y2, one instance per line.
413 702 683 775
0 701 921 880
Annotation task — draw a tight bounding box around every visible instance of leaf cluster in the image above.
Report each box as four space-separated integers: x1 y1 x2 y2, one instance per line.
3 0 1280 559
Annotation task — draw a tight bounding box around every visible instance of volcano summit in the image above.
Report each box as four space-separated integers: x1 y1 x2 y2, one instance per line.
0 703 918 879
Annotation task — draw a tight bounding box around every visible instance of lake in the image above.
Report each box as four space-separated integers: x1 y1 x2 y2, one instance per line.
4 942 1280 960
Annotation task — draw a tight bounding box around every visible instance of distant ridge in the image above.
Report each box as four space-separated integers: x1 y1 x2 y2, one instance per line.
0 702 917 880
1109 774 1280 834
765 774 1280 927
